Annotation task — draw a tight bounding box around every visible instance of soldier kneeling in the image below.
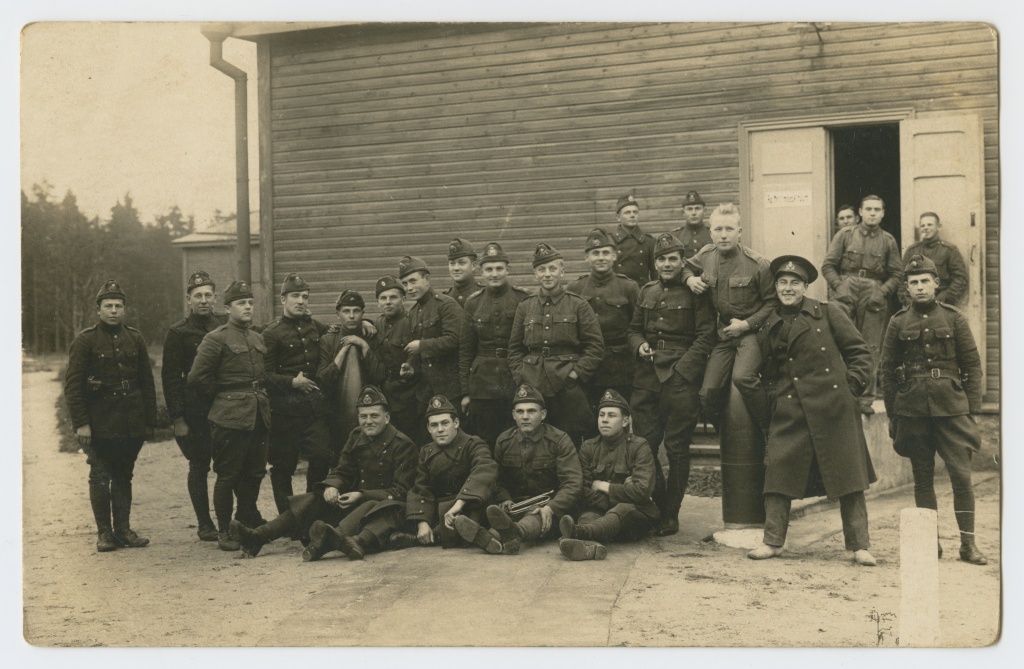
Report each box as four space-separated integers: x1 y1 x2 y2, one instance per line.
558 390 659 560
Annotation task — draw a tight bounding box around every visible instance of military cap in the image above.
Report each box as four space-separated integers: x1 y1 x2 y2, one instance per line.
512 383 546 409
186 270 215 295
335 289 365 311
223 280 253 305
584 228 615 252
424 394 458 419
616 193 640 212
375 274 405 297
280 272 310 296
597 388 630 415
355 384 389 409
682 190 705 207
532 243 563 268
447 238 477 261
653 232 685 259
95 279 127 305
769 255 818 284
904 253 939 277
398 255 430 279
479 242 509 264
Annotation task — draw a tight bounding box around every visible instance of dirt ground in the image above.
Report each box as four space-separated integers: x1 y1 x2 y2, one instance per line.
21 368 1001 648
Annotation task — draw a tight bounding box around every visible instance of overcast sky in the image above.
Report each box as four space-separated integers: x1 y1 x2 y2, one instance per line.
21 22 258 226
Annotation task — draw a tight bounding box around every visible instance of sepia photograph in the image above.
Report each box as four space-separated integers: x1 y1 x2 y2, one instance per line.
14 2 1012 658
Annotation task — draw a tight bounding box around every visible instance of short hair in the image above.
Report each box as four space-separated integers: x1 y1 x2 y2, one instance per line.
709 203 741 227
919 211 941 226
402 269 430 281
836 204 856 216
860 194 885 208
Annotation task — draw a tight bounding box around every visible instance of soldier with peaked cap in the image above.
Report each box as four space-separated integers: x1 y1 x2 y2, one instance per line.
670 190 714 260
740 256 877 566
683 203 778 426
260 273 334 516
318 289 387 453
627 232 717 536
370 274 422 444
187 280 271 551
508 243 605 446
65 279 158 552
162 270 227 542
568 228 640 420
880 254 988 565
394 396 498 550
609 193 658 286
459 242 531 447
228 385 419 561
558 390 659 561
821 194 903 414
898 212 968 307
455 384 582 555
399 255 464 425
443 238 485 310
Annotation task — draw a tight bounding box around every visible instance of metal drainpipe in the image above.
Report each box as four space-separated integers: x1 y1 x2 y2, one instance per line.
203 29 251 284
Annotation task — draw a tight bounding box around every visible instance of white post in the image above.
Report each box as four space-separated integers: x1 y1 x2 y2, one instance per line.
900 507 940 646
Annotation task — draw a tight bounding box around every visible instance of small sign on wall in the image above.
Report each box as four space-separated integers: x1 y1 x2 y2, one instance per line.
765 189 812 208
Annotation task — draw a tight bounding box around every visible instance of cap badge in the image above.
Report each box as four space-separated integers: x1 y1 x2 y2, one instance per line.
431 398 442 409
487 246 497 256
193 276 202 285
517 386 529 398
362 393 372 404
603 390 614 400
783 261 797 272
449 242 459 254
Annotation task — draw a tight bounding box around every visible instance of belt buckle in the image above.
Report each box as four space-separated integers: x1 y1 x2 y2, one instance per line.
541 347 550 356
252 381 261 391
857 269 867 277
930 369 941 379
121 380 130 391
656 340 666 350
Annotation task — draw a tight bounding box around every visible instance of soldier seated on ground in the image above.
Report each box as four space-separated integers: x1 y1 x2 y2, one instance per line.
453 384 582 555
228 385 417 560
388 395 498 551
558 390 659 561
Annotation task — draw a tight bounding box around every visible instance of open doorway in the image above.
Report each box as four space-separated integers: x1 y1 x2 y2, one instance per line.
830 124 902 249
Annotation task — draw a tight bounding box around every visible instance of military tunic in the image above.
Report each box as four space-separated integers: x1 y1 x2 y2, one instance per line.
407 288 463 403
507 285 605 435
566 271 640 404
444 279 485 310
670 222 713 260
459 283 531 446
492 423 583 518
261 314 333 511
575 431 659 540
372 311 421 443
405 429 497 547
610 224 657 286
898 237 968 307
317 323 388 451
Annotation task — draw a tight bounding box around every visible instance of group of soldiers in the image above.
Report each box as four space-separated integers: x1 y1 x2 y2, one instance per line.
63 190 987 567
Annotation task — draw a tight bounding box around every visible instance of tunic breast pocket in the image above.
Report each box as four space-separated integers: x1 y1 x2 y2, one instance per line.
841 249 864 272
928 326 955 357
550 313 578 340
655 304 694 332
865 251 884 273
421 315 440 337
728 275 757 305
530 456 558 489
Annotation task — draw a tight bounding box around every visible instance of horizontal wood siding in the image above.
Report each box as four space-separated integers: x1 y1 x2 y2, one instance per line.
265 21 999 404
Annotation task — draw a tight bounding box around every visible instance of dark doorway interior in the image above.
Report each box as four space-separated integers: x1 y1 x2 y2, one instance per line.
831 124 902 250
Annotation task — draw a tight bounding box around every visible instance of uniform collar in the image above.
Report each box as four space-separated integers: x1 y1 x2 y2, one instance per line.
355 423 397 447
283 312 312 325
601 430 628 450
417 287 436 305
912 299 938 314
98 321 123 335
518 423 548 443
921 236 941 247
590 269 615 285
857 223 881 237
616 224 645 242
485 282 510 297
539 284 566 303
186 311 214 327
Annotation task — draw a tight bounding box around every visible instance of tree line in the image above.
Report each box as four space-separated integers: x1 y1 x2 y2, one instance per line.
20 183 231 353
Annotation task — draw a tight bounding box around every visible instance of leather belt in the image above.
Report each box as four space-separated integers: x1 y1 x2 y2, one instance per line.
476 348 508 358
906 369 958 380
220 381 263 392
649 338 689 351
529 347 577 357
842 270 887 281
604 337 628 347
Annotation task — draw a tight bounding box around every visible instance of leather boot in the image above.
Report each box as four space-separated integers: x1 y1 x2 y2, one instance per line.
486 505 525 554
303 520 342 562
453 515 502 554
186 464 217 540
559 515 577 539
90 484 117 552
269 469 293 516
111 480 149 548
959 540 988 565
234 476 267 528
388 532 420 550
559 538 607 561
230 519 266 558
577 513 621 543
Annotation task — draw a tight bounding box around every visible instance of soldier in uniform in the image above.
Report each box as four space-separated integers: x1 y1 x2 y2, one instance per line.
558 390 659 561
880 254 988 565
229 385 418 561
396 396 498 550
459 242 531 447
670 190 713 260
399 256 464 425
443 238 485 310
833 203 859 239
683 203 778 425
898 212 968 307
628 232 717 536
508 243 605 446
609 193 658 286
821 194 903 414
567 228 640 417
261 273 334 515
187 280 270 551
318 289 387 453
161 270 226 542
371 275 421 444
742 256 877 566
456 384 582 555
65 279 157 552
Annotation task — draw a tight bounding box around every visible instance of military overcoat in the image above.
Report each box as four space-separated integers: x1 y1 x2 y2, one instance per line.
405 429 497 524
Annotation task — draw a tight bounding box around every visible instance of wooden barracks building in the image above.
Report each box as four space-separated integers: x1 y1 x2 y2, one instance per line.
220 22 999 406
